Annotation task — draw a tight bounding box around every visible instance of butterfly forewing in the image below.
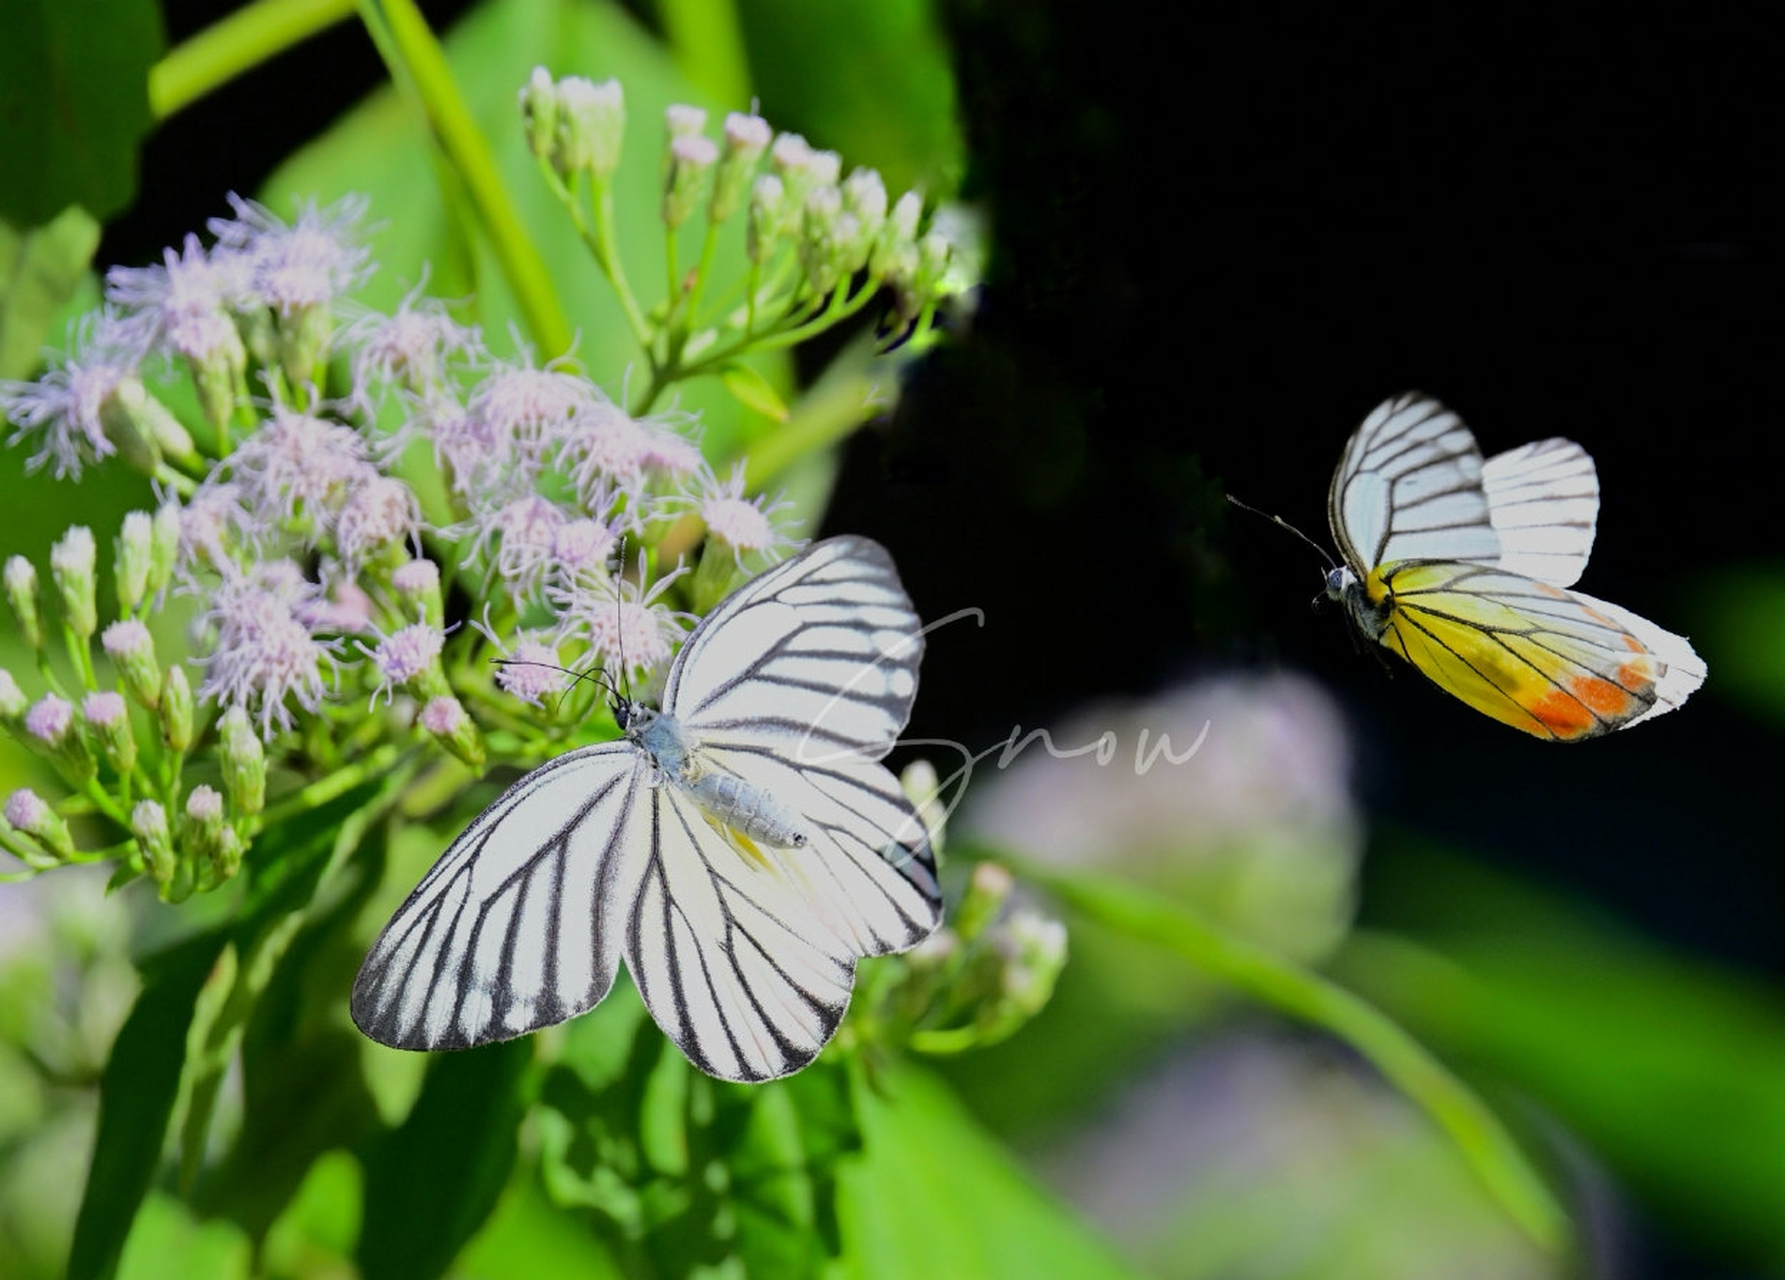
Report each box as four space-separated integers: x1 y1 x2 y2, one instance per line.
351 744 647 1049
666 535 922 762
1328 392 1501 572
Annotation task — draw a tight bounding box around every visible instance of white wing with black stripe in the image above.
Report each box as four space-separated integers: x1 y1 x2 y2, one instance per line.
665 534 922 763
1480 438 1600 586
351 744 649 1050
1328 392 1502 572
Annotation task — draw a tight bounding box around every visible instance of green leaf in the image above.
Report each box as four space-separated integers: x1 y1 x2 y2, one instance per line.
115 1192 252 1280
1340 840 1785 1268
720 360 792 422
355 1038 534 1280
834 1063 1139 1280
68 928 230 1280
736 0 963 197
0 207 102 378
0 0 162 224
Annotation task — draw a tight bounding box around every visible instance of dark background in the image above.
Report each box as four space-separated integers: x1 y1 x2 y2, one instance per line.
107 4 1780 1275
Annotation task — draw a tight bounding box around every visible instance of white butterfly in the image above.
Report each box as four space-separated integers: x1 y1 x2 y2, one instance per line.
352 536 943 1081
1324 392 1706 739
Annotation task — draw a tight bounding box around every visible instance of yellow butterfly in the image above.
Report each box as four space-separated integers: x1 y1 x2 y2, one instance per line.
1323 393 1705 740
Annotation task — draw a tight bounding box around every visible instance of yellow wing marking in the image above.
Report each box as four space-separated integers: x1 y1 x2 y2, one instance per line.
1370 561 1664 741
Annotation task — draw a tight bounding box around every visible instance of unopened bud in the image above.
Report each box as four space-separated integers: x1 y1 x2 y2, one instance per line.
190 323 249 435
747 175 787 264
519 66 559 160
25 692 93 779
711 112 773 223
219 705 266 815
147 503 181 602
182 785 238 881
5 555 42 650
114 511 154 614
392 557 444 628
4 788 73 859
49 526 98 639
0 669 25 721
899 758 948 856
102 619 162 708
954 861 1014 943
131 799 175 884
555 77 625 180
665 103 707 139
160 664 194 752
420 695 485 771
841 168 888 246
82 691 137 776
663 134 719 231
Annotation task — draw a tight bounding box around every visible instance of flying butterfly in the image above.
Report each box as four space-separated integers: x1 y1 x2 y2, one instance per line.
1313 392 1705 740
352 536 942 1081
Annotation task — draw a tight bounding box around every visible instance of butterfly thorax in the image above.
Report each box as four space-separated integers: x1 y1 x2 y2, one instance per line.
1327 565 1390 641
623 700 810 850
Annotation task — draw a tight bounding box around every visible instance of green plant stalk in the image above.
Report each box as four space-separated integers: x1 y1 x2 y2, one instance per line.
149 0 356 119
656 0 752 109
741 352 885 490
999 853 1572 1254
358 0 573 358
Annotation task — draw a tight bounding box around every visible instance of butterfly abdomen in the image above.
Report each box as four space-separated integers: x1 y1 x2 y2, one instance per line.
687 771 811 849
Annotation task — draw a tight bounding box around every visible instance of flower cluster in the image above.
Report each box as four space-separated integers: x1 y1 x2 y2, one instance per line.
1 176 804 897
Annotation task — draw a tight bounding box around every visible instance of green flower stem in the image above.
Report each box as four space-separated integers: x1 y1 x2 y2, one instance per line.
251 741 407 834
591 178 652 351
149 0 355 119
358 0 573 358
999 853 1572 1254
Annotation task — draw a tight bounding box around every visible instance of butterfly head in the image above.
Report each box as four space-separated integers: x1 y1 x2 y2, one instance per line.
1323 565 1355 602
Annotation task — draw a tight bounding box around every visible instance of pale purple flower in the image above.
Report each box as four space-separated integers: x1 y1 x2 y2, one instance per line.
696 462 801 565
360 619 445 707
0 312 139 479
553 569 691 683
24 694 73 745
172 484 260 572
335 473 421 565
472 609 569 707
460 494 570 601
295 580 374 634
208 193 373 318
343 279 482 411
559 401 656 495
391 558 440 597
424 399 511 496
466 357 596 463
641 417 705 479
553 518 619 585
196 569 337 740
105 234 241 363
228 404 370 529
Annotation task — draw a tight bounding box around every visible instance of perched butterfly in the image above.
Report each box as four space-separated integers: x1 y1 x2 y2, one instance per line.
352 536 943 1080
1321 392 1705 740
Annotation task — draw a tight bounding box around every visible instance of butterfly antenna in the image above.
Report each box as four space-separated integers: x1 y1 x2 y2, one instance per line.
1225 494 1337 575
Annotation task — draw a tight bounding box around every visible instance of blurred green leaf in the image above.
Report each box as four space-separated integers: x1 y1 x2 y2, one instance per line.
0 0 161 224
1690 561 1785 728
260 1149 363 1278
0 207 101 378
114 1192 251 1280
68 928 229 1280
455 1170 625 1279
262 0 787 467
737 0 963 197
1341 841 1785 1268
720 360 791 422
835 1063 1139 1280
356 1038 534 1280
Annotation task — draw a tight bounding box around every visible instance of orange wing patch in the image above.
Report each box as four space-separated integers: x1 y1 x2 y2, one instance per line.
1372 561 1663 741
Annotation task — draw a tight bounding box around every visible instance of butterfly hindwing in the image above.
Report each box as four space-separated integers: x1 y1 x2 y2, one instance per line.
1480 438 1599 586
351 744 648 1049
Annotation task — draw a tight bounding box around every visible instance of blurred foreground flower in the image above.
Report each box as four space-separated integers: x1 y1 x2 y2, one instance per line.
966 672 1362 961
